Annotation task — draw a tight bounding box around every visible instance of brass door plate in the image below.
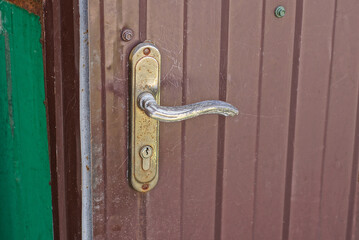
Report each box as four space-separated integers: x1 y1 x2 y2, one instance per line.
129 42 160 192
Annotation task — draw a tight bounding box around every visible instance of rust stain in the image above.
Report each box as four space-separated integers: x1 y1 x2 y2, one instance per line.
141 183 149 190
86 165 90 171
6 0 42 16
111 224 122 232
143 48 150 55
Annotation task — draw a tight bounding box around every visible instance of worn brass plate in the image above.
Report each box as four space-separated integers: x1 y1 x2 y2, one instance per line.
129 42 160 192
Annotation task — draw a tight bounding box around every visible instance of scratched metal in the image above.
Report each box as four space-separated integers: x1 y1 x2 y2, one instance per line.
88 0 359 239
138 92 238 122
129 43 160 192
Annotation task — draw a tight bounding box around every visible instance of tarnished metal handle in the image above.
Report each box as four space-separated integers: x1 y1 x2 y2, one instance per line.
138 92 239 122
130 42 239 192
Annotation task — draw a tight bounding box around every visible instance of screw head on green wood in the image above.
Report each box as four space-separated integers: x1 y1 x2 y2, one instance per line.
275 6 286 18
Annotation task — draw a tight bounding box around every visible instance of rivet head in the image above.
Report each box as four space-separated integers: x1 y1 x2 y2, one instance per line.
274 6 286 18
143 48 151 55
121 29 134 41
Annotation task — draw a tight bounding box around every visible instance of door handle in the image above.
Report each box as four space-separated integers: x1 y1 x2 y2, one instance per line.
138 92 238 122
129 42 238 192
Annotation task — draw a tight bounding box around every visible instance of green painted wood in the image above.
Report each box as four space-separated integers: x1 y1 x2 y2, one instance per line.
0 2 53 239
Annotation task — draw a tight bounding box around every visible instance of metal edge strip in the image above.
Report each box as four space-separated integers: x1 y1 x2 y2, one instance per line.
79 0 93 239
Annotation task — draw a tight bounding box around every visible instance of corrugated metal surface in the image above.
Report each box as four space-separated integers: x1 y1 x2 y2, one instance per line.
89 0 359 239
43 0 82 239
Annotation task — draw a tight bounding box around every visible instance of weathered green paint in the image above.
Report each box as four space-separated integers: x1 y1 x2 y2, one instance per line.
0 2 53 239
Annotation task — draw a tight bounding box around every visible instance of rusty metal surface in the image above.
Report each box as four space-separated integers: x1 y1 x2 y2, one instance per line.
89 0 142 239
130 43 161 192
43 0 81 239
6 0 41 16
89 0 359 239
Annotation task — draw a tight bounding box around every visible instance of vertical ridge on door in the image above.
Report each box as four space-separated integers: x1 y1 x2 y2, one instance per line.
282 0 304 238
146 1 184 239
348 62 359 238
251 1 297 239
285 0 336 239
320 0 359 238
214 0 230 239
221 0 263 239
99 0 108 237
89 0 106 236
182 1 222 239
89 0 141 239
181 1 188 239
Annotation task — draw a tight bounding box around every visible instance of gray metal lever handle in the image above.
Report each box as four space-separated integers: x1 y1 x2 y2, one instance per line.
138 92 239 122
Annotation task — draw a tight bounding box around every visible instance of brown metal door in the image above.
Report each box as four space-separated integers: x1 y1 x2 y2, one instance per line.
88 0 359 239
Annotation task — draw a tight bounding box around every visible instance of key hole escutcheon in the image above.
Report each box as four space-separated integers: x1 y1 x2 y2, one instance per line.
140 145 153 171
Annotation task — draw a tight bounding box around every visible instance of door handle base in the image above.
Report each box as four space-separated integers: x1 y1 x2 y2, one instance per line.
129 42 238 192
129 42 160 192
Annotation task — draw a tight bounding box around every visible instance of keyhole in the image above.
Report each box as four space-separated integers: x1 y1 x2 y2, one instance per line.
140 145 153 159
140 145 153 171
